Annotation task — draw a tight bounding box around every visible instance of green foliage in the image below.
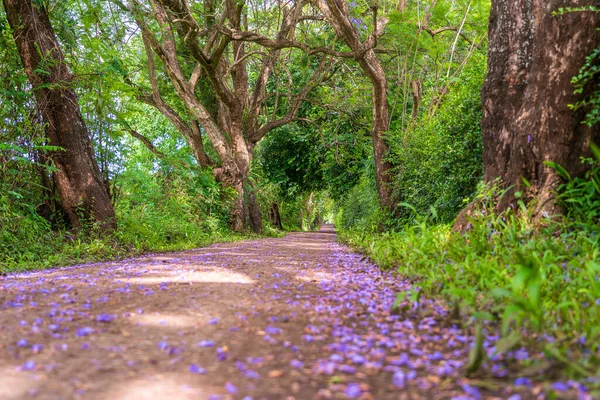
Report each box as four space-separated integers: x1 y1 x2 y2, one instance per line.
570 47 600 127
388 55 486 225
257 124 325 200
0 163 239 273
335 162 383 231
553 155 600 225
339 183 600 377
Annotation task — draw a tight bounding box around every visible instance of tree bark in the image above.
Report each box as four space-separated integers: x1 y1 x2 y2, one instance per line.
358 52 394 210
3 0 116 231
474 0 600 223
269 203 283 229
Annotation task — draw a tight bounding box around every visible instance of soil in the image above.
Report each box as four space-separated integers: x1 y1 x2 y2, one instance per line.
0 226 580 399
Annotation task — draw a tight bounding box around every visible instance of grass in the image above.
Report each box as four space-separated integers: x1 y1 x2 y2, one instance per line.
0 202 283 274
338 201 600 380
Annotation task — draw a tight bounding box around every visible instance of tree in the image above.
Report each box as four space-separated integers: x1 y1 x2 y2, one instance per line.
2 0 116 231
311 0 394 209
121 0 336 232
455 0 600 226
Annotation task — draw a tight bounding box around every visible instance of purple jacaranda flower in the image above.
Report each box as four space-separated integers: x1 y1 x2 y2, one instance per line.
507 395 521 400
339 364 357 374
225 382 237 394
216 347 228 361
158 341 168 350
265 326 282 334
551 382 569 392
189 364 207 374
351 355 365 365
76 327 94 337
389 353 409 366
290 359 303 369
17 339 29 348
31 344 43 353
514 377 532 387
19 320 28 326
393 371 406 388
81 342 90 350
345 383 362 398
461 384 481 399
96 313 115 323
198 340 215 347
245 370 260 379
48 324 59 331
21 360 36 371
208 318 219 325
234 361 247 372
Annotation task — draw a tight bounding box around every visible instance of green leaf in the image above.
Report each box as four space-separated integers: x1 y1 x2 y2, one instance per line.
466 324 485 376
495 330 521 353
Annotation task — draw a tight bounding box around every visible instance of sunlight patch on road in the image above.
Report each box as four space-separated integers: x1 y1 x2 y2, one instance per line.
121 270 255 285
0 367 40 399
103 375 219 400
130 313 206 328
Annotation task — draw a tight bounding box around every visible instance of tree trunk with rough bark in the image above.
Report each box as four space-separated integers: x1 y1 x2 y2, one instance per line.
3 0 116 232
269 203 283 229
358 52 394 210
455 1 600 229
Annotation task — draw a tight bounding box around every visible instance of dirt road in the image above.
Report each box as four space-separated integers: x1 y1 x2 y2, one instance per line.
0 226 569 399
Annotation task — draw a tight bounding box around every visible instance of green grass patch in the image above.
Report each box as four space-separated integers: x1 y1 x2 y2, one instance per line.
339 204 600 378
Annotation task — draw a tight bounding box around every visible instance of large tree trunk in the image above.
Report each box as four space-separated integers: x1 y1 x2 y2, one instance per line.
358 51 394 210
477 0 600 221
3 0 116 231
455 0 600 230
269 203 283 229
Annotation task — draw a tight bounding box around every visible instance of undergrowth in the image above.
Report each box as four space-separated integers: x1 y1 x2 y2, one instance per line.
338 158 600 380
0 166 283 273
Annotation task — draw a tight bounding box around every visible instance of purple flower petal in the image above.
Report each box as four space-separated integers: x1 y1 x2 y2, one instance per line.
96 313 115 323
21 360 36 371
392 371 406 388
345 383 362 398
76 327 94 337
225 382 237 394
189 364 207 374
265 326 282 335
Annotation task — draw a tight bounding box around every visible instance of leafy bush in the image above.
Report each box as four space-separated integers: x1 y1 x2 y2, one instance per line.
335 161 383 231
0 164 241 273
388 55 486 225
339 181 600 378
553 156 600 226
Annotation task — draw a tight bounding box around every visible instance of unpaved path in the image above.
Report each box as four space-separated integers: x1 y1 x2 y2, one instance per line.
0 226 577 399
